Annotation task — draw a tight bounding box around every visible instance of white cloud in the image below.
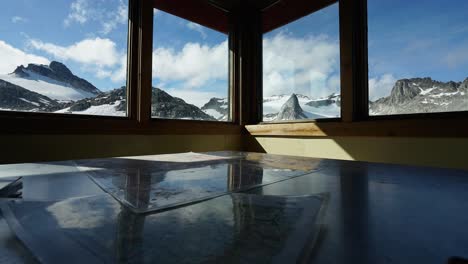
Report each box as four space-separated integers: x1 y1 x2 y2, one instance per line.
110 54 128 82
27 37 127 83
263 32 340 98
187 22 207 39
28 37 120 67
101 0 128 35
11 16 27 24
64 0 128 35
64 0 89 26
153 41 228 88
0 40 49 74
368 74 396 101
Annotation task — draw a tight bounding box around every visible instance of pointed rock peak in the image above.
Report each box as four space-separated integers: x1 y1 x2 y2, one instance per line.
10 65 29 77
49 61 73 76
285 93 300 106
276 94 307 121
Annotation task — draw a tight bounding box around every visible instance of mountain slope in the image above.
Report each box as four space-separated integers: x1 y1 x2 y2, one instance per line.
201 98 228 121
55 87 216 120
152 88 216 121
276 94 308 120
370 77 468 115
263 93 340 121
0 79 60 111
0 62 101 101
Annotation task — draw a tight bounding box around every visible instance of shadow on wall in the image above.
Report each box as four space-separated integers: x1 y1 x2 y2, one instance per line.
244 135 468 171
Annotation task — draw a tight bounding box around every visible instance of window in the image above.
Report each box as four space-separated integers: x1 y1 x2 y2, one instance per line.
262 3 341 122
152 9 230 122
368 0 468 116
0 0 129 117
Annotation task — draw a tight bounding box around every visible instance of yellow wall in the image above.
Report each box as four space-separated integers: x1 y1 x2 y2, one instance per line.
0 134 241 164
245 136 468 170
3 133 467 171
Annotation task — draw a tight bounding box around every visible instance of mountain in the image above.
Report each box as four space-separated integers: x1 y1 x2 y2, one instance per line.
56 87 216 120
370 77 468 115
263 93 341 121
55 87 126 116
0 61 216 120
151 88 216 121
0 61 346 121
201 98 229 121
0 79 61 111
1 62 101 102
276 94 308 120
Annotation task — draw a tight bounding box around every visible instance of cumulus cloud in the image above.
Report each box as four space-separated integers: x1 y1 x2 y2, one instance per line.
11 16 27 24
27 37 127 83
187 22 207 39
152 40 228 88
28 37 120 67
368 74 396 101
263 32 340 98
0 40 49 74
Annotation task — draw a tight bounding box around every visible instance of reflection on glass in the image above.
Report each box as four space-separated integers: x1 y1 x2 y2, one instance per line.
79 156 314 213
2 193 326 263
368 0 468 116
262 3 341 122
152 9 230 121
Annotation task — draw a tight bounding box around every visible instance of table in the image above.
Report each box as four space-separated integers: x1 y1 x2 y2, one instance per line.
0 151 467 263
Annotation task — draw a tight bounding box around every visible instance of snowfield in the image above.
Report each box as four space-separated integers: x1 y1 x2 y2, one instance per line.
1 71 97 101
55 100 126 117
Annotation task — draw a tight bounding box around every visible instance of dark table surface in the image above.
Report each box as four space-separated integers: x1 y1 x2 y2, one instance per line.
0 151 467 264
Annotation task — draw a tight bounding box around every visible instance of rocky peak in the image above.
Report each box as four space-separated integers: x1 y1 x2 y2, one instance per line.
11 61 101 95
11 65 30 78
49 61 73 76
276 94 307 121
152 88 216 121
460 78 468 91
389 79 421 104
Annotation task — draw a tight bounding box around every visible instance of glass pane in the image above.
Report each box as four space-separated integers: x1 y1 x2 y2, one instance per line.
262 3 341 122
368 0 468 116
152 9 230 121
0 0 129 117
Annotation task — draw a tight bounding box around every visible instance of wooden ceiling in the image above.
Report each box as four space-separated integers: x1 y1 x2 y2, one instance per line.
153 0 338 34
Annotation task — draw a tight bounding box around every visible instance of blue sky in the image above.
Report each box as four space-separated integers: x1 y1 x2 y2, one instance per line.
0 0 129 91
368 0 468 99
0 0 467 103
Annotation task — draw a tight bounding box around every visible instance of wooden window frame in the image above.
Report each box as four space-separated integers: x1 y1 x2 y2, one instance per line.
246 0 468 137
1 0 466 137
0 0 241 135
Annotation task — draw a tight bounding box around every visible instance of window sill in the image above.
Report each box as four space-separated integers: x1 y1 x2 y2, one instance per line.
245 117 468 137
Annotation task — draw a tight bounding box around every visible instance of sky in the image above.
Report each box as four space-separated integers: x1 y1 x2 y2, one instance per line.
0 0 467 105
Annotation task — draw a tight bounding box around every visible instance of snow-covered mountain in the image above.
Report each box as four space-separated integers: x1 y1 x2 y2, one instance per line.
0 61 216 120
7 62 464 121
370 77 468 115
201 98 229 121
263 93 341 121
1 62 100 102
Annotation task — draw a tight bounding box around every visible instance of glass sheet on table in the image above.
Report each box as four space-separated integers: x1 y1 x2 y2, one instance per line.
1 193 327 264
74 152 320 213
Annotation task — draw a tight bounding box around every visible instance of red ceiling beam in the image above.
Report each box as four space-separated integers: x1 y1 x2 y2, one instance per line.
262 0 337 33
153 0 229 34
